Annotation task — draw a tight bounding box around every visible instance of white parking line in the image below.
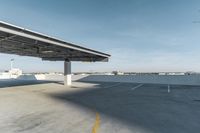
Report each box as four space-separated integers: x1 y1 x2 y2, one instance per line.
131 84 144 90
168 84 170 93
103 82 122 89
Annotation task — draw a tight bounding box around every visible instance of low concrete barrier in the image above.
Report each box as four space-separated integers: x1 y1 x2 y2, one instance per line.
17 74 46 80
45 74 88 81
9 74 200 86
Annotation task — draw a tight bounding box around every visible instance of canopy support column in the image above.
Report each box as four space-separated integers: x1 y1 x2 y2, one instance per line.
64 60 71 86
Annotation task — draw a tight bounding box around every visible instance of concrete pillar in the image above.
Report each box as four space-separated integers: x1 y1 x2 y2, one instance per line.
64 61 71 86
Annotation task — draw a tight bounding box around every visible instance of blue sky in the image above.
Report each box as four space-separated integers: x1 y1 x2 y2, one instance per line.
1 0 200 72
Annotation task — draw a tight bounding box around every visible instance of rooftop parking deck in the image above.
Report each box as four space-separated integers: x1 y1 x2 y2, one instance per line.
1 80 200 133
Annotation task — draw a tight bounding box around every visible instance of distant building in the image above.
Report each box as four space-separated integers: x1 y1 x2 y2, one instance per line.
112 71 124 75
158 72 185 75
185 71 200 75
0 72 10 79
9 68 23 78
0 68 22 79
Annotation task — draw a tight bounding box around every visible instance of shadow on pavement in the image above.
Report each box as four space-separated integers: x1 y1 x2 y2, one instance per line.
49 82 200 133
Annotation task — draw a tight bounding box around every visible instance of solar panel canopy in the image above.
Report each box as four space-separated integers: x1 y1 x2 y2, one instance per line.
0 21 110 62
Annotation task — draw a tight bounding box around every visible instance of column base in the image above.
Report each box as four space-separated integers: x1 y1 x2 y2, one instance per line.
64 74 71 86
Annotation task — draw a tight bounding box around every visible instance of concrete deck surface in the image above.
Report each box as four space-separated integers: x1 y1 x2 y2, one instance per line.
1 80 200 133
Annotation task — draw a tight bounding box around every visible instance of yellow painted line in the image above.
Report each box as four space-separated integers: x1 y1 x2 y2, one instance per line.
92 112 100 133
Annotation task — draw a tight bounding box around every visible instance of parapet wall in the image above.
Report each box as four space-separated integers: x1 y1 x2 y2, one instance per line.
9 74 200 86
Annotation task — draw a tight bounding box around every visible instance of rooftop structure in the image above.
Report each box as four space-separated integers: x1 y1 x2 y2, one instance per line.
0 21 110 85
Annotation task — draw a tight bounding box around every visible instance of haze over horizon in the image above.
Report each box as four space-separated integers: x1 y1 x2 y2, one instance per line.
1 0 200 73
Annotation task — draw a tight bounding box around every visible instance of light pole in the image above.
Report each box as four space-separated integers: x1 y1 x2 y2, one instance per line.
10 59 14 70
